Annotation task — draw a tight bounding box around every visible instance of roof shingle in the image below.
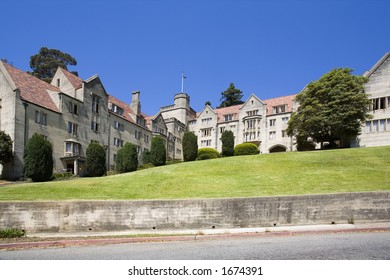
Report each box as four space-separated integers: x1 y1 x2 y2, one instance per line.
3 63 60 112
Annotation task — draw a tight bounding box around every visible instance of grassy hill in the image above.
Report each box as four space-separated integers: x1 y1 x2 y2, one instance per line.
0 146 389 201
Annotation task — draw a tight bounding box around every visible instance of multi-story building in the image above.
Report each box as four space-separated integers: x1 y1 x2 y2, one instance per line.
0 62 151 179
352 52 390 148
1 52 389 179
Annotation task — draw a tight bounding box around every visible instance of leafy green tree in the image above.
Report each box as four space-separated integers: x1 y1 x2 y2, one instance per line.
0 131 13 164
86 142 106 177
24 134 53 181
116 142 138 173
218 83 244 108
182 132 198 161
29 47 78 83
150 137 166 166
221 130 235 157
287 68 370 148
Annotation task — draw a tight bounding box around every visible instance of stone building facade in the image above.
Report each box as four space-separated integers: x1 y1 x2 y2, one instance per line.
352 52 390 148
1 52 389 179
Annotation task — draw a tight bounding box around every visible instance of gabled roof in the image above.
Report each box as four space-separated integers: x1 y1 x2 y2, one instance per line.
59 67 83 89
263 94 296 115
215 104 241 123
1 62 60 112
363 52 390 78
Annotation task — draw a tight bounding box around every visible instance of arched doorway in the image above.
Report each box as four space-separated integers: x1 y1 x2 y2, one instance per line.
269 145 287 153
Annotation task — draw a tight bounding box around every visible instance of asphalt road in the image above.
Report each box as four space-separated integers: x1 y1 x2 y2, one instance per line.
1 231 389 260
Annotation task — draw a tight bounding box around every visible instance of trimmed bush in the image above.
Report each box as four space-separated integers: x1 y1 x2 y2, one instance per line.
116 142 138 173
197 148 220 160
183 131 198 161
24 133 53 182
221 130 235 157
0 130 13 164
234 143 260 156
86 142 106 177
150 136 166 166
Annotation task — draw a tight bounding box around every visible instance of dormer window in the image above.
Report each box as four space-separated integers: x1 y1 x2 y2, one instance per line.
224 114 233 122
272 105 287 114
112 104 124 116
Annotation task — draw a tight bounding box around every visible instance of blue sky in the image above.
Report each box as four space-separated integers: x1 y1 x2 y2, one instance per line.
2 0 390 115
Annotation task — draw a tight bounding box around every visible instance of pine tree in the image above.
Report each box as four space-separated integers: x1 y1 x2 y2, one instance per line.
86 142 106 177
218 83 244 108
183 132 198 161
116 142 138 173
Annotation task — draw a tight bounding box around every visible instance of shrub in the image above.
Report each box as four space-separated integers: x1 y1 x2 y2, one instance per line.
150 136 166 166
116 142 138 173
0 130 13 164
183 132 198 161
0 228 25 238
142 150 152 165
197 148 220 160
234 143 260 156
24 133 53 182
86 142 106 177
221 130 235 157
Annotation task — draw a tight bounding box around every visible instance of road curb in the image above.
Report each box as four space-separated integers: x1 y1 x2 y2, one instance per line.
1 224 390 250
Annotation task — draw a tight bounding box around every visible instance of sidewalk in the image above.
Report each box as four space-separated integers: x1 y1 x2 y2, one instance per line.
1 222 390 250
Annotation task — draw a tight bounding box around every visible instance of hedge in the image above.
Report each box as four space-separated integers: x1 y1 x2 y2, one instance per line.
197 148 220 160
234 143 260 156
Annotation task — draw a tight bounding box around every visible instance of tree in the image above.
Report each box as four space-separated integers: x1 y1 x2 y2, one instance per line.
218 83 244 108
86 142 106 177
221 130 235 157
29 47 78 83
0 131 13 165
150 137 166 166
182 132 198 161
287 68 371 148
116 142 138 173
24 134 53 181
205 101 212 107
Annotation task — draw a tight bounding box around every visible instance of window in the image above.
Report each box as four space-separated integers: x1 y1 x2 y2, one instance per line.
387 119 390 131
282 130 288 137
135 130 142 139
35 111 47 125
220 126 225 134
136 116 145 127
57 79 60 87
144 134 149 143
68 122 78 136
282 117 289 124
112 104 124 116
224 114 233 122
92 94 100 113
201 140 212 147
269 119 276 126
188 120 197 126
201 118 212 125
372 97 386 110
247 110 259 116
269 131 276 140
201 128 212 137
365 121 371 133
65 142 80 156
272 105 287 114
114 121 124 132
379 120 385 132
69 101 78 115
113 137 124 147
91 121 99 132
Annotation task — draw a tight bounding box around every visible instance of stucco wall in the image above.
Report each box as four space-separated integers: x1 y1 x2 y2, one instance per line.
0 191 389 233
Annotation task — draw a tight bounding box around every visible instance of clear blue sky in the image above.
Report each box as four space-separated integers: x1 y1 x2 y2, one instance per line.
2 0 389 115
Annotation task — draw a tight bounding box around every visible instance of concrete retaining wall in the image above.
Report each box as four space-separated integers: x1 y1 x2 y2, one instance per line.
0 191 389 233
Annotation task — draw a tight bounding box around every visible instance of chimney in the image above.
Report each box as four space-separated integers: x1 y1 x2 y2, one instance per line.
130 90 141 116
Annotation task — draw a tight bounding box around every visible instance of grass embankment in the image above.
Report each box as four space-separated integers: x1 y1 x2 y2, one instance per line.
0 146 389 201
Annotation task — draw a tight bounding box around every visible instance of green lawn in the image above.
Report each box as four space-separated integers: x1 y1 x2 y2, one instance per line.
0 146 389 201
